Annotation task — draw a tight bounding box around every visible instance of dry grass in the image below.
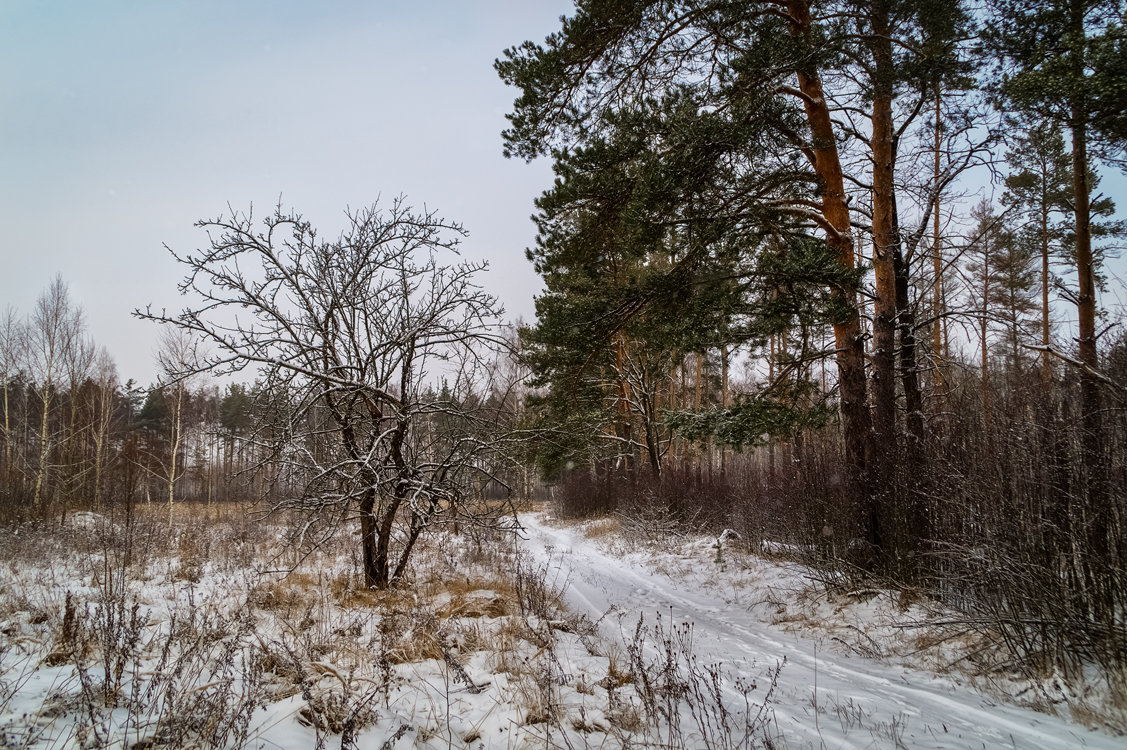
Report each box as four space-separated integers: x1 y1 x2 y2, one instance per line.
581 517 620 539
485 618 534 676
251 573 320 613
600 654 635 689
437 585 514 619
1069 687 1127 733
0 500 792 749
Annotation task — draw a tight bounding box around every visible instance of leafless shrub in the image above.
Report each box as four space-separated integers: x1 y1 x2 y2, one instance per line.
5 493 803 748
285 646 379 748
513 551 568 628
622 612 782 749
0 636 40 720
47 582 267 749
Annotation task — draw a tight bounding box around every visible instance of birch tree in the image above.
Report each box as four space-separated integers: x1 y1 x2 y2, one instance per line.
0 308 22 498
25 277 85 513
154 328 201 525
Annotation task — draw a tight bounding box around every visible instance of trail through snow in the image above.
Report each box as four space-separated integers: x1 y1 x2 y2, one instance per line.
518 513 1124 750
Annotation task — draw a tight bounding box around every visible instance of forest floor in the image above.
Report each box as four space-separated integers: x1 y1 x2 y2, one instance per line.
0 502 1122 749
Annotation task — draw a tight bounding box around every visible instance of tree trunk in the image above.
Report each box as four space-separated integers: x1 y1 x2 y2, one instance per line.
1070 96 1107 574
1040 200 1053 388
32 385 51 511
981 232 991 424
932 87 947 395
720 344 729 477
894 247 924 445
2 375 9 494
787 0 875 551
359 488 384 589
869 0 899 510
614 336 635 476
768 335 777 485
167 385 184 526
93 387 110 511
394 499 439 584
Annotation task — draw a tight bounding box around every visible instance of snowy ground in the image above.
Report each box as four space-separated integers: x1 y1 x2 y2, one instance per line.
0 507 651 749
0 506 779 749
0 506 1123 749
519 513 1127 749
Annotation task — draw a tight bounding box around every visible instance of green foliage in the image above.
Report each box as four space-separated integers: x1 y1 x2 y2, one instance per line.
1002 121 1073 244
499 5 888 476
137 387 169 434
887 0 976 91
496 0 824 161
1003 120 1124 291
518 123 856 472
219 383 253 437
667 386 832 450
986 0 1127 149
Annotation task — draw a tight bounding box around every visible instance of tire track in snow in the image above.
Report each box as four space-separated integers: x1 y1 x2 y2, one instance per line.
519 513 1121 750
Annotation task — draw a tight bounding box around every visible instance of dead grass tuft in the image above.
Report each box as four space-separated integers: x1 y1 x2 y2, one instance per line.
328 572 387 609
897 586 923 611
438 589 513 619
387 630 445 664
252 572 319 612
572 713 609 733
42 592 81 667
1069 689 1127 733
599 656 634 689
485 617 535 676
582 517 620 539
607 702 644 732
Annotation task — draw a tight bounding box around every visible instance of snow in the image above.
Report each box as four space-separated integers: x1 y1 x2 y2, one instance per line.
518 513 1127 749
0 508 1122 749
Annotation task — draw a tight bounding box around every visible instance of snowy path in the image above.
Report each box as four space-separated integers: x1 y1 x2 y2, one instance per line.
518 513 1123 750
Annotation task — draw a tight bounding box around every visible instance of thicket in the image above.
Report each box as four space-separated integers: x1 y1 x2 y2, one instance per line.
550 355 1127 681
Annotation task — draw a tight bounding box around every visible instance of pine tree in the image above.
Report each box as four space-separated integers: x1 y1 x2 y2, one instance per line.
965 201 1007 417
498 0 881 547
844 0 974 463
1002 121 1074 384
986 0 1127 526
991 228 1041 375
519 95 854 480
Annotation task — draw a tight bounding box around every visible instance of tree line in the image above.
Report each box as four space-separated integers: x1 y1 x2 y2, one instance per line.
3 205 535 594
0 278 272 521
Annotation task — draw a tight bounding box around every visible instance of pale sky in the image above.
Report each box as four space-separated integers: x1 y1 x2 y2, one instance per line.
1 1 570 382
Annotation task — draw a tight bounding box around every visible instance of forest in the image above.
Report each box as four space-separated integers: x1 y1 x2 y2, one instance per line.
494 0 1127 681
1 0 1126 747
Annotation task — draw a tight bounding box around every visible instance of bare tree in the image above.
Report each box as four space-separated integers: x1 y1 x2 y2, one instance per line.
89 348 118 511
60 316 94 516
0 307 23 497
139 200 514 588
25 277 86 512
153 328 201 525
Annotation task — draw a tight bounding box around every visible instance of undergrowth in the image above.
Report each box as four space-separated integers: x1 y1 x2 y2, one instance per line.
0 502 783 749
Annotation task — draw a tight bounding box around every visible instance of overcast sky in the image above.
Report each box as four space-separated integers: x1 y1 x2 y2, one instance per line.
1 1 570 382
4 2 1125 384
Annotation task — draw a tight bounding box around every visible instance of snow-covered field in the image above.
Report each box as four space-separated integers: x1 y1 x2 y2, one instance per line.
0 505 1122 748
